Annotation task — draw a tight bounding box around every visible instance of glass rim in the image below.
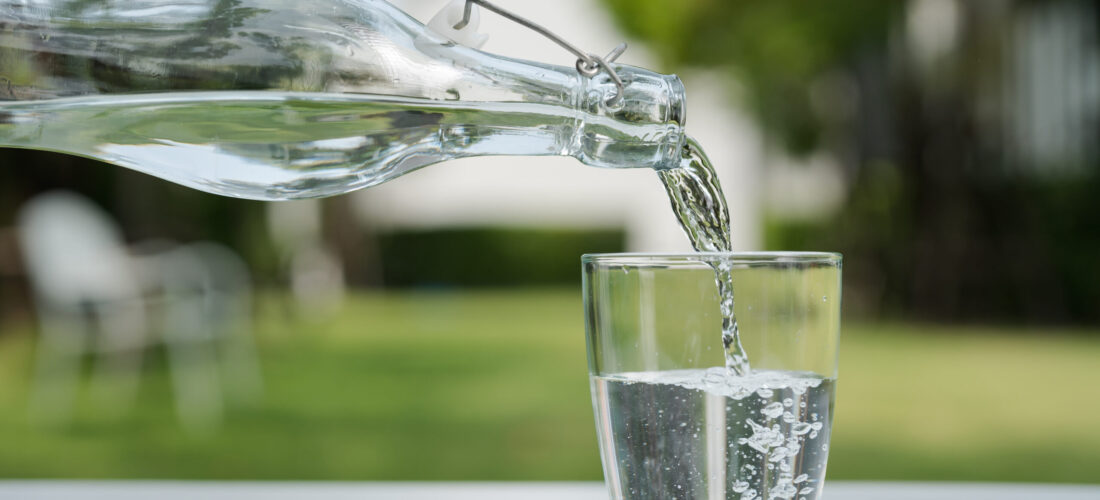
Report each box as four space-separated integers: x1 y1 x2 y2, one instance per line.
582 251 842 265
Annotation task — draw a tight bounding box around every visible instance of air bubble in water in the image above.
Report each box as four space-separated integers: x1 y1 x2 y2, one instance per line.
761 402 785 419
771 481 797 499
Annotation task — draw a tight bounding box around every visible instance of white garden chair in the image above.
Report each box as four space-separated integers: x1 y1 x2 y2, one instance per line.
17 191 260 432
18 191 147 424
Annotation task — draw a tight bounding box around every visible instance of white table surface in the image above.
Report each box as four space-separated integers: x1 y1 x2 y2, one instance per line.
1 481 1098 499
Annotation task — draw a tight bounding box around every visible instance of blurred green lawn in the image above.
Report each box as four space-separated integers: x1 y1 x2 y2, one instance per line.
0 289 1098 482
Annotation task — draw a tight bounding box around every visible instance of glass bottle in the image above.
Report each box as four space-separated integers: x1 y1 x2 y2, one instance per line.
0 0 686 200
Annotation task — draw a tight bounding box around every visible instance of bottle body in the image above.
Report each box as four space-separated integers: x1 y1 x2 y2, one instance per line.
0 0 685 199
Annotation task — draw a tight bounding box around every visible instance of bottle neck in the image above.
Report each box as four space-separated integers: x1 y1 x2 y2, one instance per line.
412 39 688 169
569 65 687 170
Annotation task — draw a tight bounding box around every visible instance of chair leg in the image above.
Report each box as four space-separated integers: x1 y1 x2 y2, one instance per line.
89 300 146 418
218 297 263 404
167 336 224 434
164 291 223 434
28 307 85 427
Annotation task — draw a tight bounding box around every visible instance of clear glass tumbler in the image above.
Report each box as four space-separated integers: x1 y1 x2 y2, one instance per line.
583 252 842 500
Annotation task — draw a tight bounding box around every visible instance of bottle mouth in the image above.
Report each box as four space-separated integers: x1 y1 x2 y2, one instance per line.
666 74 686 128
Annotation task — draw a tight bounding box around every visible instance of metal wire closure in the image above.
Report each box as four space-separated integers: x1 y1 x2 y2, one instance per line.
453 0 628 106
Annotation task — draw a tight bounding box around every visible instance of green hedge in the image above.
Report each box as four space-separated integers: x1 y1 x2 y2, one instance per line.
378 228 624 287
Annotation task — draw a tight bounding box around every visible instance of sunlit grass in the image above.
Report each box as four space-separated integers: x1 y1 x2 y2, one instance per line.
0 289 1097 482
830 322 1100 482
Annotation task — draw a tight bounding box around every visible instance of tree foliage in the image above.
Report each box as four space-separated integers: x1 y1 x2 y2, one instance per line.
603 0 897 154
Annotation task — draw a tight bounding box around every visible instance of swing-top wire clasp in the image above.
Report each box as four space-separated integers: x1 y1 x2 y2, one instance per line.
453 0 628 106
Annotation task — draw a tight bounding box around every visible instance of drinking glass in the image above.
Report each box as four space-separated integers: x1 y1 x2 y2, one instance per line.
583 252 842 500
